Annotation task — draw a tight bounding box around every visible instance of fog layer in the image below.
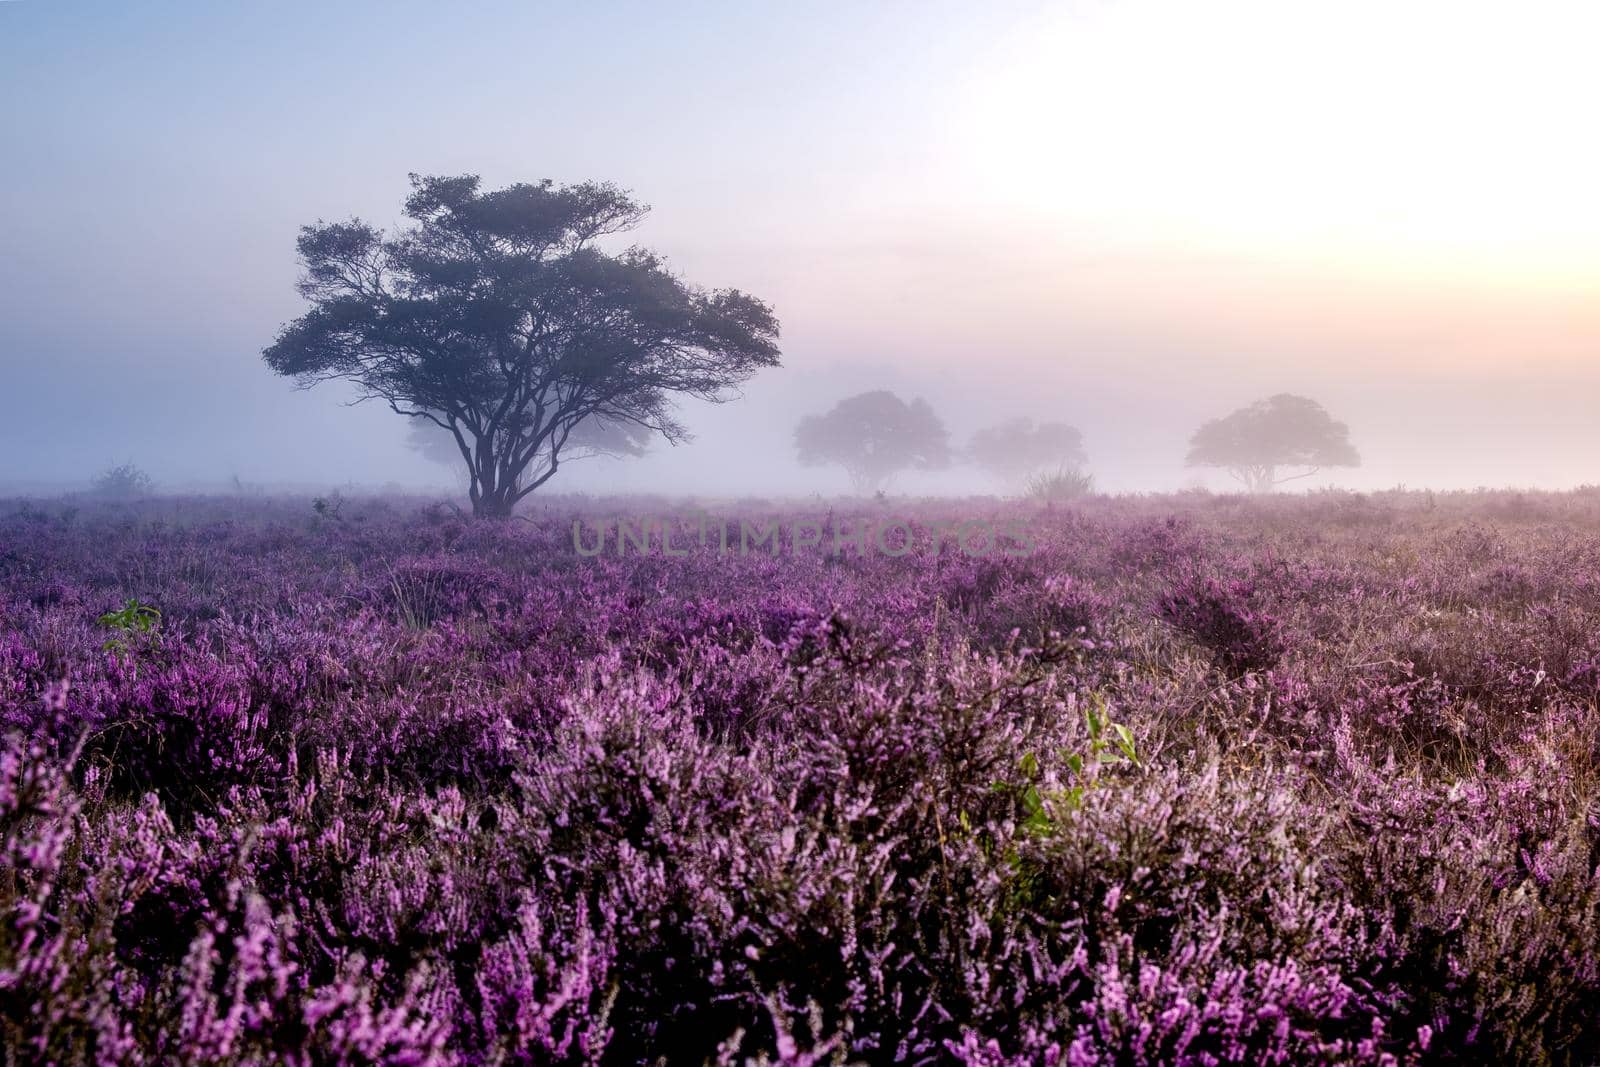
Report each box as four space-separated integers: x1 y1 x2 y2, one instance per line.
3 1 1597 496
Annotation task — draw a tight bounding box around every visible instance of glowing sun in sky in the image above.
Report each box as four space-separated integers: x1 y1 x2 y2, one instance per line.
954 0 1600 289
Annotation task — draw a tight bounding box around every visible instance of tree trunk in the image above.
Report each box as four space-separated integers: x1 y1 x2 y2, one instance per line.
850 468 891 495
473 490 517 519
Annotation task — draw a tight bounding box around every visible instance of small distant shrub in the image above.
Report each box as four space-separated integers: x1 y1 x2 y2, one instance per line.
1024 465 1094 503
312 493 345 521
90 462 154 499
1447 523 1505 563
1484 490 1548 522
1312 490 1396 529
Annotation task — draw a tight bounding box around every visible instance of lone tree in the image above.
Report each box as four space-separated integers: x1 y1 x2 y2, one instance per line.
263 174 781 518
968 417 1087 486
1186 393 1359 492
795 390 950 493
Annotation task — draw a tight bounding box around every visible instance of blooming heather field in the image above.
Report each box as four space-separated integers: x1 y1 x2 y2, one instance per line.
5 491 1600 1064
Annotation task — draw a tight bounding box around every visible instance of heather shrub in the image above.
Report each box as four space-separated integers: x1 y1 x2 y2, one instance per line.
1477 562 1541 612
379 556 515 629
1342 768 1600 1063
74 651 284 811
976 575 1109 650
4 492 1600 1062
1157 574 1285 676
1111 514 1206 573
1309 489 1397 530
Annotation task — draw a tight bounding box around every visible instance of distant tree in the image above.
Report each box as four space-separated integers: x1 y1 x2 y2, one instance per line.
91 462 154 499
1185 393 1359 492
263 174 781 518
794 390 951 493
968 418 1086 486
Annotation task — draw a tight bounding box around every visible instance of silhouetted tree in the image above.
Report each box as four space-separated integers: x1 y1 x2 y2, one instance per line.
968 417 1086 486
263 174 781 518
794 390 950 493
1186 393 1359 492
91 462 154 499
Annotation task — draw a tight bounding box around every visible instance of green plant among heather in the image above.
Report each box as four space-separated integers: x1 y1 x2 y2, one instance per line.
95 598 161 656
1001 693 1141 835
985 694 1143 913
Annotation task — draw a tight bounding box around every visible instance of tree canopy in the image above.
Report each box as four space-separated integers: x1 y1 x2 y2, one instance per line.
968 418 1087 486
794 390 950 493
1185 393 1359 492
263 174 781 517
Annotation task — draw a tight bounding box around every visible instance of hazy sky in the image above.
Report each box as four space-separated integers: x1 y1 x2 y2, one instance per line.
3 0 1598 495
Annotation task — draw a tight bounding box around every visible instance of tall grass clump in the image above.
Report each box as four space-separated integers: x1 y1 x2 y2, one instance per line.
1024 465 1094 503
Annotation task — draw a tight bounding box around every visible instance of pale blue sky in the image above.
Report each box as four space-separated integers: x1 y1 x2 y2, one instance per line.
4 1 1599 493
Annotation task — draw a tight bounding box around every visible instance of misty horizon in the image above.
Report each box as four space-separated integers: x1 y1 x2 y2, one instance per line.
5 0 1600 498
